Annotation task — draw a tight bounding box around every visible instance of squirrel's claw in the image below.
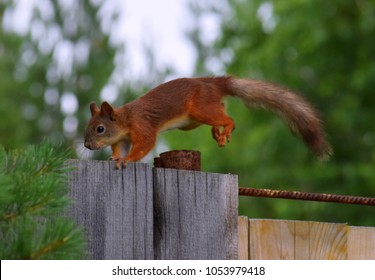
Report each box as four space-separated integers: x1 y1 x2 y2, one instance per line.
115 158 128 169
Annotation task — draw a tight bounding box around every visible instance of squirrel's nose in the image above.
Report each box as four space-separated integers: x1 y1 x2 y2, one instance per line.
84 141 92 150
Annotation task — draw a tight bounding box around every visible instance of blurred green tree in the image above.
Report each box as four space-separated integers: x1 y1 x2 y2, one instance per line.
171 0 375 225
0 0 117 151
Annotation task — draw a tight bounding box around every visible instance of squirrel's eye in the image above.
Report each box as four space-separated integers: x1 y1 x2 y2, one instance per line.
96 125 105 134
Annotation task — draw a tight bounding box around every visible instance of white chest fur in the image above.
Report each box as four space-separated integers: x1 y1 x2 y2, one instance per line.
159 114 193 132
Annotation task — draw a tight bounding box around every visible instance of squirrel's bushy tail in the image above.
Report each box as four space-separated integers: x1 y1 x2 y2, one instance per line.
228 78 332 159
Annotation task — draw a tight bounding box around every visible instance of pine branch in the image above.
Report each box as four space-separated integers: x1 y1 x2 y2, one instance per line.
31 234 71 259
3 195 53 221
0 141 86 260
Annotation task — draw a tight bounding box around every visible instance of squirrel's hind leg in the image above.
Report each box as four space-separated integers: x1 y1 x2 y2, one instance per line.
189 104 235 147
211 122 235 147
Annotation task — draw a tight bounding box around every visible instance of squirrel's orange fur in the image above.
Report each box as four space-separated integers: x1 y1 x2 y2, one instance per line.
84 76 332 168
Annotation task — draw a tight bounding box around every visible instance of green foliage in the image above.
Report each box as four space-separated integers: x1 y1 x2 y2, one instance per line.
0 142 85 259
0 1 117 149
181 0 375 226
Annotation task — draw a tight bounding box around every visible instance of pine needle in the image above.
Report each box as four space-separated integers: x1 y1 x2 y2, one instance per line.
0 141 86 260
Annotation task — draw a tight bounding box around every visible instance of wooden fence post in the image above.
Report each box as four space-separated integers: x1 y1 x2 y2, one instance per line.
67 160 238 260
153 168 238 260
67 160 154 260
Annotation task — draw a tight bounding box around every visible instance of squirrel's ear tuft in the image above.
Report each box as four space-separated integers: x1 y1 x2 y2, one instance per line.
90 102 100 116
100 102 116 121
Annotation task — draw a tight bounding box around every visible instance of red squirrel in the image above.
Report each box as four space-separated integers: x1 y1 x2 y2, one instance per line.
84 76 332 168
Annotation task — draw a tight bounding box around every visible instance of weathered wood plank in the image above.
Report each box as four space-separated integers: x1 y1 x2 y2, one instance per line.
153 167 178 259
153 168 238 260
223 174 239 259
67 160 153 260
348 226 375 259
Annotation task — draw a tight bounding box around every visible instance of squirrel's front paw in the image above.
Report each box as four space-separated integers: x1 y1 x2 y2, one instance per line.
115 158 128 169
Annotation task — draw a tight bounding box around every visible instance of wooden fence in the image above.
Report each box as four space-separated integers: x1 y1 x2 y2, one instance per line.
67 160 375 260
67 160 238 260
238 217 375 260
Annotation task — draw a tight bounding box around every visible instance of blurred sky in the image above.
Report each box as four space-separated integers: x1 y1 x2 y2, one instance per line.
119 0 196 77
112 0 223 79
4 0 196 75
3 0 225 99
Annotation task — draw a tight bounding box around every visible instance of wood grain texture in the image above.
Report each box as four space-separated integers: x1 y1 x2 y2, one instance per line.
308 221 347 260
153 168 238 260
294 220 310 259
67 160 153 260
348 226 375 260
244 219 348 260
249 219 294 260
238 216 249 260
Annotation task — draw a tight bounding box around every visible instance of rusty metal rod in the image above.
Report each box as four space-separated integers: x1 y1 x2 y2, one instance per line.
239 187 375 206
